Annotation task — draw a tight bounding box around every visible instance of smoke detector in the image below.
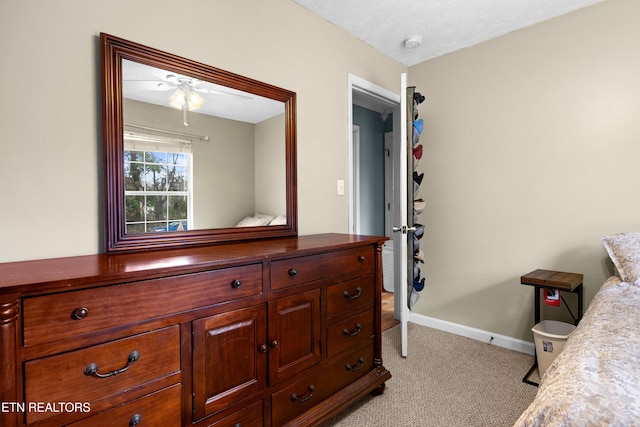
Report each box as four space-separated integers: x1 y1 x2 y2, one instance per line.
404 35 423 49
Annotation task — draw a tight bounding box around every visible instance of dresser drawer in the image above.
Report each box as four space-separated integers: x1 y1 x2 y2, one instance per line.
66 384 181 427
271 247 374 290
23 264 262 346
207 400 263 427
326 310 374 359
326 276 375 320
25 326 180 424
271 345 374 427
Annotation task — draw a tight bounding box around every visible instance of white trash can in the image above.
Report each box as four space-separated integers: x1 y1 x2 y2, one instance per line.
382 241 394 293
532 320 576 376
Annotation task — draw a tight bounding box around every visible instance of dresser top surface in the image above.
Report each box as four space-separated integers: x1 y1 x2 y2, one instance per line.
0 234 387 294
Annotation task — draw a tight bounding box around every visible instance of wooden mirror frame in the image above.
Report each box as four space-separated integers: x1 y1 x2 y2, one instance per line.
101 33 297 253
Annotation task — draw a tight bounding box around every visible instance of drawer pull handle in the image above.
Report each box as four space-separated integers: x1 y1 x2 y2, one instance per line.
288 268 297 277
84 350 140 378
343 323 362 337
270 339 279 348
346 357 365 372
231 279 242 288
259 344 268 353
291 385 315 403
343 287 362 300
73 307 89 320
129 414 142 426
358 255 366 262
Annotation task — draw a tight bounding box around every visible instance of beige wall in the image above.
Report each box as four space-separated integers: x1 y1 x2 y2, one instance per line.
0 0 405 262
190 114 256 228
409 0 640 340
255 114 286 218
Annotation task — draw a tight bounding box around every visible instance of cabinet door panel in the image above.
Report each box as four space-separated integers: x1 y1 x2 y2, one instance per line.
192 305 267 421
268 289 321 385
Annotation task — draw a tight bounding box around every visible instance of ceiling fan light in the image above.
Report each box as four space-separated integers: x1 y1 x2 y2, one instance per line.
187 91 204 110
169 89 186 109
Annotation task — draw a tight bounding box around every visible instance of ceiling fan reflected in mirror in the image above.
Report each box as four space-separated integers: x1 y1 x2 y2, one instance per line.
156 74 252 126
158 75 207 126
122 59 286 125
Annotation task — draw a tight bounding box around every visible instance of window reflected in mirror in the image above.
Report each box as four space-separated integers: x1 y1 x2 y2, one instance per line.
123 138 191 233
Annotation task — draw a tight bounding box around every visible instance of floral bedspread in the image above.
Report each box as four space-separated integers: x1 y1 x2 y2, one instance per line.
514 275 640 426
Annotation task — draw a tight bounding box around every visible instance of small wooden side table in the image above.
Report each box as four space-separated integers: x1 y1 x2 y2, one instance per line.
520 269 584 326
520 269 584 386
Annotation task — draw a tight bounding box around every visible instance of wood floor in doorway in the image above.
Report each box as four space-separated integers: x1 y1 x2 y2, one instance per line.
381 291 398 332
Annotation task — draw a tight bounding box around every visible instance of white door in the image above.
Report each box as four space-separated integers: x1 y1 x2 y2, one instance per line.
395 73 410 357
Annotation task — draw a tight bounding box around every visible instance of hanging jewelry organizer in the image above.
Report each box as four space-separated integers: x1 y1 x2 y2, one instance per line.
407 87 426 309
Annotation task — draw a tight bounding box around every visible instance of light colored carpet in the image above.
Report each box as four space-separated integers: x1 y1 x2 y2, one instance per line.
323 323 539 427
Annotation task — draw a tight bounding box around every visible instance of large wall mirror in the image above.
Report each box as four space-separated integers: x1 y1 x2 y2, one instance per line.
101 33 297 252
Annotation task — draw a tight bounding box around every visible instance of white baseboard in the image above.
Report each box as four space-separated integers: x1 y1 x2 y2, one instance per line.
407 312 535 355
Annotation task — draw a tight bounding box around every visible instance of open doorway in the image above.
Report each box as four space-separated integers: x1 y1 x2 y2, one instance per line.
347 74 401 326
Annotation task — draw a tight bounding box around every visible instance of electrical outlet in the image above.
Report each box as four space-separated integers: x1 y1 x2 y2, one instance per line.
337 179 345 196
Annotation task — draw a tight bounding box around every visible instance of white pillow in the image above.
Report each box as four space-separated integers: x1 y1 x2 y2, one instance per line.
601 232 640 283
235 215 274 227
254 213 276 221
268 215 287 226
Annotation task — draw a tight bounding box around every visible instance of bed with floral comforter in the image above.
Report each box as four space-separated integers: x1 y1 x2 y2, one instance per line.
515 232 640 426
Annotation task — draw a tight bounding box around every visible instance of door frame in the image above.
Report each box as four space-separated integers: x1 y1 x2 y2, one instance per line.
347 73 402 324
351 125 361 234
383 131 394 237
347 74 401 236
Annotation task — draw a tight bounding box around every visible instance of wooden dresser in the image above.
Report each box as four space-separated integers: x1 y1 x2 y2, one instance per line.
0 233 390 427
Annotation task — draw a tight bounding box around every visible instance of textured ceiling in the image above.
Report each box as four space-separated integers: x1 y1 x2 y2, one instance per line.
294 0 604 66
